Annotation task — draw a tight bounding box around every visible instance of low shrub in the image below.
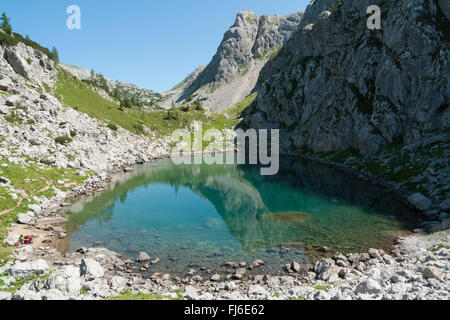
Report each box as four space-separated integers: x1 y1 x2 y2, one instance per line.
107 123 118 131
54 136 72 145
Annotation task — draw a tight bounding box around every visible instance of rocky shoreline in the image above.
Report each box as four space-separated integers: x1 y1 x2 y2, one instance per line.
1 154 449 301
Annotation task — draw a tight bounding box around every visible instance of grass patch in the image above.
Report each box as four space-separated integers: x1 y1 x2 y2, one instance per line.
286 296 304 300
0 157 91 242
313 285 331 291
427 243 450 252
0 246 13 267
54 136 72 145
207 92 258 131
107 123 118 131
0 273 49 294
106 289 182 301
246 16 256 25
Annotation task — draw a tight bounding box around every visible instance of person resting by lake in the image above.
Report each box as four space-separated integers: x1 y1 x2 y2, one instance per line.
15 235 32 246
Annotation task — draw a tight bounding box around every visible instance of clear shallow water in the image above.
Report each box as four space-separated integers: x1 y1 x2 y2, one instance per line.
61 155 420 275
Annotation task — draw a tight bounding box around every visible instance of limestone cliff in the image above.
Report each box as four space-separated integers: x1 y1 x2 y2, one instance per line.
242 0 449 154
162 9 303 112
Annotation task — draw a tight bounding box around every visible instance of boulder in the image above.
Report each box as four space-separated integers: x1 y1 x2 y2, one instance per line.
355 278 382 294
136 252 150 263
110 276 127 292
184 285 199 300
422 266 441 279
407 193 432 211
18 212 35 224
314 258 340 281
0 78 12 92
8 259 49 279
0 291 12 300
210 274 221 282
3 234 20 246
80 258 105 280
368 248 381 259
0 106 9 115
249 259 264 269
27 204 41 214
45 265 81 296
291 261 301 273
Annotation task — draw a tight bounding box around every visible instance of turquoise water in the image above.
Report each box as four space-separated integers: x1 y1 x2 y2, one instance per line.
62 156 420 275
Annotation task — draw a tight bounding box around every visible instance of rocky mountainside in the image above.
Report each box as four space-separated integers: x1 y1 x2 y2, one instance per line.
162 9 303 112
0 41 169 174
243 0 449 154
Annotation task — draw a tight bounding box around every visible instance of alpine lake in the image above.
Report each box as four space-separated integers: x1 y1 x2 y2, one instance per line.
57 154 422 276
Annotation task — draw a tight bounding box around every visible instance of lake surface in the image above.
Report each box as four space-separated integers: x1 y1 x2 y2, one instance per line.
60 155 420 276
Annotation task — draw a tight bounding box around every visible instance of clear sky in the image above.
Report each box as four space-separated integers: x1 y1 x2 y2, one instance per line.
2 0 310 92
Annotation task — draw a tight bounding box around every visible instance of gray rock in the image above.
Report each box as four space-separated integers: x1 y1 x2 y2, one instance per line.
210 274 221 282
440 199 450 213
80 258 105 280
0 291 12 300
8 259 49 279
3 234 20 246
45 265 81 296
408 193 432 211
184 285 199 300
291 261 301 272
368 248 381 259
18 212 35 224
0 105 9 115
314 258 340 281
248 285 267 296
136 252 150 263
355 278 382 294
249 259 264 269
422 266 441 279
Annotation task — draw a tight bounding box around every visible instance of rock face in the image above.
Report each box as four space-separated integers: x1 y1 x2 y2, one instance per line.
0 42 170 174
4 42 57 86
162 9 303 112
243 0 449 154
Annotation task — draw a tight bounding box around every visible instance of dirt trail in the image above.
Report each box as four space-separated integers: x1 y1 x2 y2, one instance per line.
0 178 52 217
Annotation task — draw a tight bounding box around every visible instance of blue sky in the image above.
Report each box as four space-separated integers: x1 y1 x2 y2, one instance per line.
2 0 310 92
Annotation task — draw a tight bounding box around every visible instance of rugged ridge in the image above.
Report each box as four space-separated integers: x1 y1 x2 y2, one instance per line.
162 9 303 112
243 0 449 154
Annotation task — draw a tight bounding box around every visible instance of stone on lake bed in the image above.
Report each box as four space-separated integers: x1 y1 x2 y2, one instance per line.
261 211 311 226
249 259 264 269
136 252 150 263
